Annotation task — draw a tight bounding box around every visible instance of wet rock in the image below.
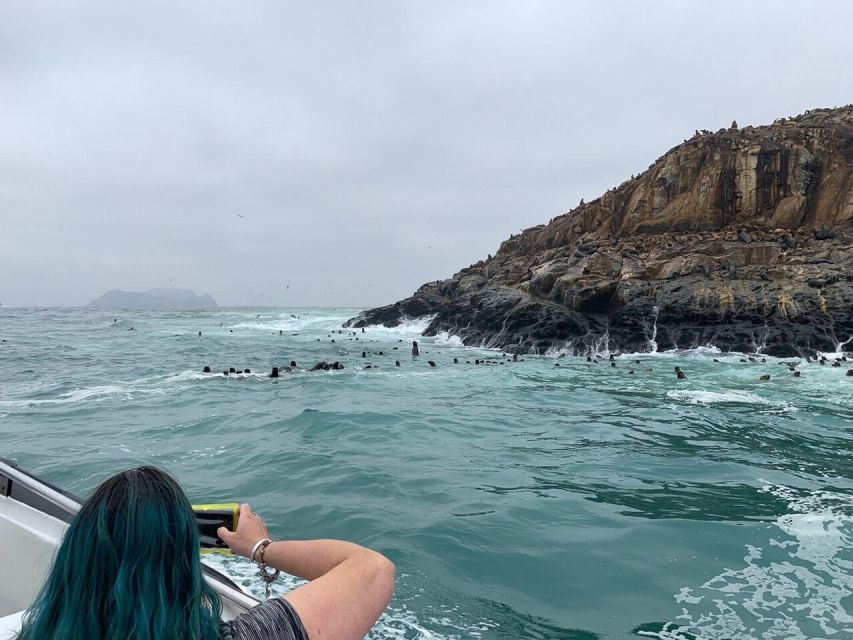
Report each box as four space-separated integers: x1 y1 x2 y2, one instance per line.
269 367 279 378
814 226 835 240
202 366 211 373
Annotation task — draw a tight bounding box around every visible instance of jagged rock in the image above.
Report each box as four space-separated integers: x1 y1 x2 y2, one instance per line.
347 107 853 357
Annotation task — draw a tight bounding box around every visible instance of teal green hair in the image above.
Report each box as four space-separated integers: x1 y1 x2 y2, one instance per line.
17 467 223 640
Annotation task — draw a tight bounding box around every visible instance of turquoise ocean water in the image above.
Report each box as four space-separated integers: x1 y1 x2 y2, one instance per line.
1 307 852 639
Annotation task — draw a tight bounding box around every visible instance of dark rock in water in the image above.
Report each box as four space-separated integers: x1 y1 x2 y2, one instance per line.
202 366 211 373
793 371 801 377
290 361 297 368
361 351 366 358
713 358 720 362
628 370 634 374
611 361 616 367
759 374 770 380
365 364 373 369
453 358 459 364
223 370 229 376
847 369 853 376
244 369 251 374
412 341 420 356
586 356 592 362
396 360 401 366
513 354 518 362
676 370 686 379
229 368 236 373
345 108 853 358
270 367 280 378
428 360 436 367
475 359 480 365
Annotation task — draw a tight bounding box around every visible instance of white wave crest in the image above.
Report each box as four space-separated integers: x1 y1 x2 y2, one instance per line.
641 485 853 639
665 390 773 406
0 384 129 408
433 331 464 347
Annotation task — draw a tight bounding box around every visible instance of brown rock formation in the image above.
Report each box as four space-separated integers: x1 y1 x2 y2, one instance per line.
348 107 853 357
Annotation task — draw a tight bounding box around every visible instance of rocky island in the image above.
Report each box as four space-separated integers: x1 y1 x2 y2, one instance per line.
348 107 853 357
88 288 218 310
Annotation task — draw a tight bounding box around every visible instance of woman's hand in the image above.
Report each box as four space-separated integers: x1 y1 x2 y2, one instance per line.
217 503 271 559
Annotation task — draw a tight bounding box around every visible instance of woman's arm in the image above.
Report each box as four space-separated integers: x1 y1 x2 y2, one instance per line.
218 504 395 640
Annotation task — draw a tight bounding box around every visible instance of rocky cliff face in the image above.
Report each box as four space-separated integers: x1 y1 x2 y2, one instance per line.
348 107 853 357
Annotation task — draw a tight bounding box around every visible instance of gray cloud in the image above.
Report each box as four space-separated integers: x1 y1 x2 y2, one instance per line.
2 0 852 306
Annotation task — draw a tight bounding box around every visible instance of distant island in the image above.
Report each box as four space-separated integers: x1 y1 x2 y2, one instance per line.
87 288 218 310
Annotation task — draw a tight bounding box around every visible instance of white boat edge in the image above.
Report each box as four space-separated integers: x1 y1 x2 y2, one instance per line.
0 457 259 637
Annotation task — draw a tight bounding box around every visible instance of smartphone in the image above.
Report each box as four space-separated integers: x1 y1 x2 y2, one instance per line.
193 503 240 553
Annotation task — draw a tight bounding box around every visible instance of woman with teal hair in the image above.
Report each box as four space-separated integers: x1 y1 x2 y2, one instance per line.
17 467 395 640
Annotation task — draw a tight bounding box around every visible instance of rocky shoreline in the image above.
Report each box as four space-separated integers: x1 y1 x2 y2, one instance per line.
347 107 853 357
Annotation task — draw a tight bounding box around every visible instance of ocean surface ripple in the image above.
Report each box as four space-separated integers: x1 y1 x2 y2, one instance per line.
1 307 851 639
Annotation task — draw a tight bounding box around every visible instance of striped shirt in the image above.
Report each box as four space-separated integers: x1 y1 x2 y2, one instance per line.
220 598 308 640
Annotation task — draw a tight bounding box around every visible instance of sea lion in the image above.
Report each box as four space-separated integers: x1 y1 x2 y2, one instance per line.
202 366 211 373
428 361 436 367
229 367 236 373
453 358 458 364
412 341 420 356
759 374 770 381
244 369 251 374
793 371 801 377
395 360 400 367
269 367 279 378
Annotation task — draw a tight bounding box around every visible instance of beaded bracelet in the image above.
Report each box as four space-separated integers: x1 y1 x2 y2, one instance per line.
252 538 281 598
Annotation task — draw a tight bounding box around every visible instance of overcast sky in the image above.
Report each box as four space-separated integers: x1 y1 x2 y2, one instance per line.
1 1 851 307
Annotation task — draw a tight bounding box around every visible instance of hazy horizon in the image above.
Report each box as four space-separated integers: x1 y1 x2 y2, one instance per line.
2 1 852 308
